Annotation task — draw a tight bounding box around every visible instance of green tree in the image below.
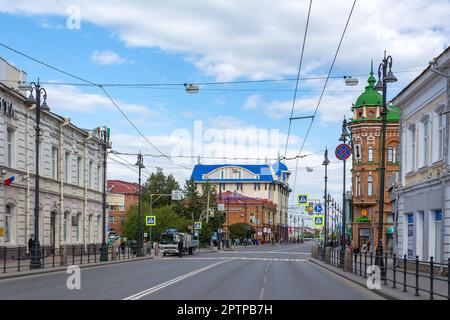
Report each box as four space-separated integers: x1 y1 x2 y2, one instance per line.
142 167 180 208
229 223 255 240
123 204 191 242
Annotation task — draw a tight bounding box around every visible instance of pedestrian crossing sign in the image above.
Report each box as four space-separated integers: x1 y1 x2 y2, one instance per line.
146 216 156 226
297 194 308 206
194 222 202 230
312 214 324 228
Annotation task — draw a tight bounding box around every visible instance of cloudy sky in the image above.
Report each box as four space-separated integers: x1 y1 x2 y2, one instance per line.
0 0 449 209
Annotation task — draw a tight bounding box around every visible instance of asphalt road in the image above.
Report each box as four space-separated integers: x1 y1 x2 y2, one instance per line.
0 242 382 300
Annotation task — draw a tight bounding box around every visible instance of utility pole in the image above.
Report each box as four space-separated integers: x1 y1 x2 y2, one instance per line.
206 184 211 223
100 126 110 261
135 152 145 256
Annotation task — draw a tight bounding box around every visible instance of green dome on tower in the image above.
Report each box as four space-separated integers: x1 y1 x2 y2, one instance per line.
354 61 382 108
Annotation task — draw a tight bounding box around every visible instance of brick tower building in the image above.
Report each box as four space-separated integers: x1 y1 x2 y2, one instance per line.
348 62 400 252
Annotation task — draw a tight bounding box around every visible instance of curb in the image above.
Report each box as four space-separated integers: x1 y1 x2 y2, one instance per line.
0 256 154 281
308 258 397 300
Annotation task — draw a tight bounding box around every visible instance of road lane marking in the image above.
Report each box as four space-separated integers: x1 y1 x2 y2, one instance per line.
123 260 230 300
220 251 310 255
259 261 273 300
159 257 306 262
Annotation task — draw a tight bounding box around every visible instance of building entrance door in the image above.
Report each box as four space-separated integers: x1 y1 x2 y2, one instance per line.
358 228 371 251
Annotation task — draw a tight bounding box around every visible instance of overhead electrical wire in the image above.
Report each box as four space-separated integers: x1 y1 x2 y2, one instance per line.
0 41 188 170
290 0 357 205
284 0 313 159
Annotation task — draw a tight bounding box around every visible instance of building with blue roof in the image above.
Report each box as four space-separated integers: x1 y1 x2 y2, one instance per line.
190 161 291 242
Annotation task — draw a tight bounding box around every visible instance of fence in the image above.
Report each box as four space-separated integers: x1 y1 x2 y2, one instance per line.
0 243 146 274
317 245 450 300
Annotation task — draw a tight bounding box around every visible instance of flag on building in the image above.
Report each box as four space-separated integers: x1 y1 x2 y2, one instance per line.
4 176 15 186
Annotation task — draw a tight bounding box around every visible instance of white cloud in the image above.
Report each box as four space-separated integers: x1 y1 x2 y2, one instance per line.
243 94 262 110
91 50 126 65
45 83 157 118
1 0 448 81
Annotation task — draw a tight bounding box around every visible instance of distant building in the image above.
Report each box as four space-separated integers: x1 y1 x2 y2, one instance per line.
191 161 291 242
392 46 450 263
347 62 400 252
107 180 139 236
216 191 276 243
0 56 106 251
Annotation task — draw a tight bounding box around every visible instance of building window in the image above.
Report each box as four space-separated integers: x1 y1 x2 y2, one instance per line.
76 214 81 242
423 119 430 165
109 216 115 223
410 127 416 171
368 147 373 162
388 147 393 163
438 112 445 160
64 152 70 183
367 175 373 196
5 204 13 243
254 183 260 191
89 160 93 189
51 146 58 180
6 128 14 168
265 183 267 190
220 171 224 179
97 165 102 191
77 157 82 186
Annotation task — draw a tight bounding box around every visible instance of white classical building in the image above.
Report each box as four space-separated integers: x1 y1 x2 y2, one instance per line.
392 46 450 263
0 56 107 250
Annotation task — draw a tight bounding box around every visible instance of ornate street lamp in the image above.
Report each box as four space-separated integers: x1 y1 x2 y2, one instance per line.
339 118 350 267
322 147 330 255
373 51 397 272
19 80 50 269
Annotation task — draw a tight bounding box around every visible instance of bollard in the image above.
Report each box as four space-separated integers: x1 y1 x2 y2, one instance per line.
429 257 434 300
403 255 407 292
415 255 420 296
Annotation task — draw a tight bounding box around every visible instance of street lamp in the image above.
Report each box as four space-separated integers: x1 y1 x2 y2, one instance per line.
373 51 397 271
99 126 111 262
19 80 50 269
135 152 145 256
184 83 199 94
339 117 350 267
322 147 330 254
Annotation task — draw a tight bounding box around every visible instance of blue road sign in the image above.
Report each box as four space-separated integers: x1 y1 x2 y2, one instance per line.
314 216 323 225
335 144 351 161
314 204 323 213
146 216 156 226
297 194 308 206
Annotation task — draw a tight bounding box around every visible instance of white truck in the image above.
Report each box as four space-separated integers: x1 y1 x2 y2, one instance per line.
159 231 199 257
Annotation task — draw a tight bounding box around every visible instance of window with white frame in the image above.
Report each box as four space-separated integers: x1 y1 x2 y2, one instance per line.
367 175 373 196
89 160 93 189
410 126 416 171
64 151 70 183
51 146 58 180
394 145 399 163
76 213 81 242
438 112 445 160
97 165 102 191
5 204 13 243
77 157 82 186
423 118 430 166
63 212 69 242
6 128 14 168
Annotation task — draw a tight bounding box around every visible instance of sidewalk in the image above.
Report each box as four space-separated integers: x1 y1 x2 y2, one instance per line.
310 257 448 300
0 255 154 280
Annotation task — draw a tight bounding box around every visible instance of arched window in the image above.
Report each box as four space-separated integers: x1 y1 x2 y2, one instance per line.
87 214 92 243
367 175 373 196
95 215 100 243
423 117 430 165
76 213 82 243
395 145 400 163
5 204 14 243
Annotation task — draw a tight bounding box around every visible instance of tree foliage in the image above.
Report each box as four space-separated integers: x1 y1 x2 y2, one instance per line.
229 223 255 240
142 167 180 208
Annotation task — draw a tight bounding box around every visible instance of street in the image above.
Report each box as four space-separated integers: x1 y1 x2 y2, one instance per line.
0 243 381 300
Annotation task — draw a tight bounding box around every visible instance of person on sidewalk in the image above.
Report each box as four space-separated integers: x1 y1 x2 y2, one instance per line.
28 234 35 257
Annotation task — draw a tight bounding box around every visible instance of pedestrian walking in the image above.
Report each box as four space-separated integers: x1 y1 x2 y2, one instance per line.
28 234 35 257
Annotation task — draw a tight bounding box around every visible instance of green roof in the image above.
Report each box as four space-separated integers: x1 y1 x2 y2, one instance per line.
387 104 401 122
354 61 382 108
